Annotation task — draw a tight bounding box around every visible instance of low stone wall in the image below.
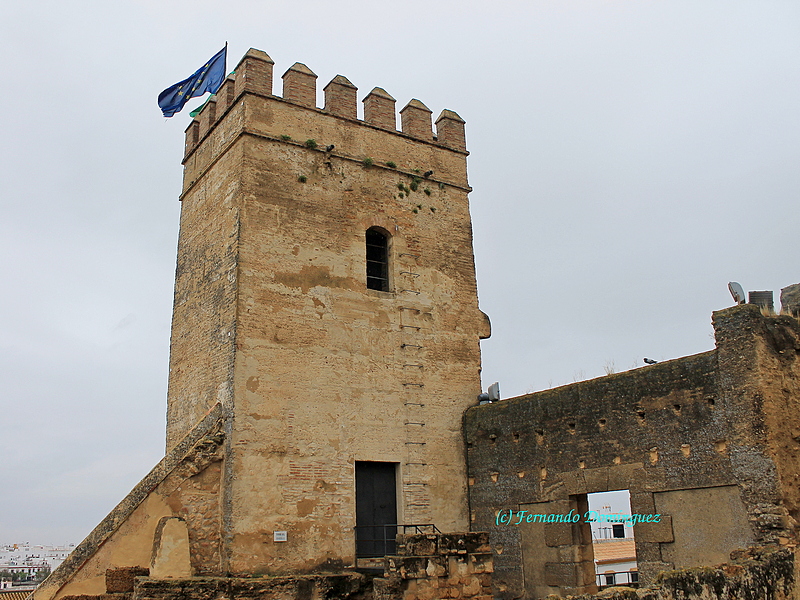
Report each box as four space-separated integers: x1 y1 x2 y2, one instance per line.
555 545 796 600
61 534 491 600
132 573 370 600
374 533 493 600
60 567 150 600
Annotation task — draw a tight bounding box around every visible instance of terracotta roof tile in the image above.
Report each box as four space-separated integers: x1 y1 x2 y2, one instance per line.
592 539 637 565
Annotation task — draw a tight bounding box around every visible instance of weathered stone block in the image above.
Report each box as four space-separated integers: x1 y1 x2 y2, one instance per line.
444 586 461 599
468 553 493 574
425 557 447 578
544 522 572 547
461 578 481 597
635 515 674 543
400 534 438 556
633 541 663 563
630 491 656 515
638 560 674 582
559 470 588 496
607 463 646 493
438 534 469 555
461 532 491 554
106 567 149 594
387 556 446 580
448 556 470 578
581 466 609 492
544 562 578 587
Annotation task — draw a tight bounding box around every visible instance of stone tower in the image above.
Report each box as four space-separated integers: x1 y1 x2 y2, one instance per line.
167 49 490 574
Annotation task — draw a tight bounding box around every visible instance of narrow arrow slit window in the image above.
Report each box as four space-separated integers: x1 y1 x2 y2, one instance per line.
366 227 390 291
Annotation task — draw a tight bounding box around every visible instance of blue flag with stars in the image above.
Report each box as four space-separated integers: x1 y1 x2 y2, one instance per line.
158 46 227 118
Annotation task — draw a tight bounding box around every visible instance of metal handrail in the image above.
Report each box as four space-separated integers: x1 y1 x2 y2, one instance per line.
401 523 441 535
354 524 398 559
596 570 639 588
353 523 443 559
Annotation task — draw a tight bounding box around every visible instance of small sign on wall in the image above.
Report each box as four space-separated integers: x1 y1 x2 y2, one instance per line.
274 531 288 542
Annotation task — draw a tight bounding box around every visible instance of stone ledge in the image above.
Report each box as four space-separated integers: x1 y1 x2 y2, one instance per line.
133 573 369 600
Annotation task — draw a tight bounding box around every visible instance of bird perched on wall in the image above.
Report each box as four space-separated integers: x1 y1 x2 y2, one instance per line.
643 358 658 365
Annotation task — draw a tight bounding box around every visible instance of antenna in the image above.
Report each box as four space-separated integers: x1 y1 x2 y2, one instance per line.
728 282 746 305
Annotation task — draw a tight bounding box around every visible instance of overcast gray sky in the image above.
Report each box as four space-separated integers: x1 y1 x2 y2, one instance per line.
1 0 798 546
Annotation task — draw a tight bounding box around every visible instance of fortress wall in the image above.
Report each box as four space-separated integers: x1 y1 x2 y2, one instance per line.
465 304 800 599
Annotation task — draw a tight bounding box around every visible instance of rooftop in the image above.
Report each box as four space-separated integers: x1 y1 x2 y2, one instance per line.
592 539 637 565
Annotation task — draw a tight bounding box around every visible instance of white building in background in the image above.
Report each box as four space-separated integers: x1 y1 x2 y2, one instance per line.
0 564 48 578
587 491 639 588
592 539 638 587
0 544 75 575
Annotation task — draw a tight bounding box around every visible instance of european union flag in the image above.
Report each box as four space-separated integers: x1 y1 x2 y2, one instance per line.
158 46 227 118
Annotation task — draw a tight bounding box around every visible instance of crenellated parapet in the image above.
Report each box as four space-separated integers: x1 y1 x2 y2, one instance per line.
233 48 274 99
282 62 317 108
183 48 468 166
400 99 433 141
324 75 357 119
436 109 467 152
363 87 397 130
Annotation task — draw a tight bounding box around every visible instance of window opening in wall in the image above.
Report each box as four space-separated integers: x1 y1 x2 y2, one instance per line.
588 490 638 589
366 227 389 291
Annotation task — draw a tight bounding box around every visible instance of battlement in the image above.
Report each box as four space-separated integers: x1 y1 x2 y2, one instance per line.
183 48 468 161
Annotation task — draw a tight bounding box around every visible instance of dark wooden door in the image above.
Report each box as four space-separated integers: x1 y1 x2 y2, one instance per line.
355 462 397 557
